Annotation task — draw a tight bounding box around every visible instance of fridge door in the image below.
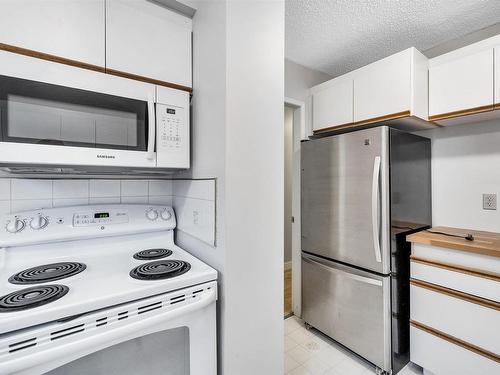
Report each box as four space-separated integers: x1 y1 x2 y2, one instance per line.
302 253 391 371
301 127 390 274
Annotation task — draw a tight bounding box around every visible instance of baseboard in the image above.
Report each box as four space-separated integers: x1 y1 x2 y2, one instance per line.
284 261 292 271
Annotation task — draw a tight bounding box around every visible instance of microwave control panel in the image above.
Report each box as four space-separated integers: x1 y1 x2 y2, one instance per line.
156 101 189 169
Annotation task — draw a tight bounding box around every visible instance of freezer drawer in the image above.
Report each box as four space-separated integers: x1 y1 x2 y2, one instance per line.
301 253 391 371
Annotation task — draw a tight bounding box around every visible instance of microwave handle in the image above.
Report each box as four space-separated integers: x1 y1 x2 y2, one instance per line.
146 94 156 160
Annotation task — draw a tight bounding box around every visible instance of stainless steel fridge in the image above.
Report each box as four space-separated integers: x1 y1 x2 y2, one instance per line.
301 126 431 375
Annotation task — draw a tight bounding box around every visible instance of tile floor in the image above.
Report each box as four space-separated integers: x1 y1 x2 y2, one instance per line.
284 316 423 375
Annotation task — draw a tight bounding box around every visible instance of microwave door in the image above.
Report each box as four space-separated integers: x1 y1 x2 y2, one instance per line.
0 74 156 168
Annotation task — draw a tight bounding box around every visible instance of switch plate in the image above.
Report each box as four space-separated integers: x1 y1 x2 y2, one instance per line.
482 193 497 210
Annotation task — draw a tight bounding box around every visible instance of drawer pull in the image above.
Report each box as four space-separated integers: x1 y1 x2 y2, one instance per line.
411 320 500 363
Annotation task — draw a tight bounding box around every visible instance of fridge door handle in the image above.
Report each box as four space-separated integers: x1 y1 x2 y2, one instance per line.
302 254 382 286
372 155 382 263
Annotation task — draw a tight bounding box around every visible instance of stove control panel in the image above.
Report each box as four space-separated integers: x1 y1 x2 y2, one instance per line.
73 210 129 227
0 205 177 247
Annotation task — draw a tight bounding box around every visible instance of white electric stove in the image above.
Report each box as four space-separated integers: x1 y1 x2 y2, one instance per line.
0 204 217 375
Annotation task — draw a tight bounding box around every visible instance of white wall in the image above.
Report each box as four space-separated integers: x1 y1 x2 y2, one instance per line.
175 1 285 374
176 0 226 272
285 59 332 102
418 120 500 232
285 60 331 139
224 1 284 374
173 1 227 373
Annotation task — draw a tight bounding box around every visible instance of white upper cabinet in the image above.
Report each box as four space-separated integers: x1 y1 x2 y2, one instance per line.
354 48 428 123
0 0 105 66
310 47 429 134
429 49 494 120
312 79 353 131
495 46 500 107
106 0 192 88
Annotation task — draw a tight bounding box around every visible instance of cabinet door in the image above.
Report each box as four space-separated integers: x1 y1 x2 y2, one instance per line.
106 0 192 88
495 47 500 107
0 0 105 66
429 49 494 118
312 79 353 131
354 50 411 123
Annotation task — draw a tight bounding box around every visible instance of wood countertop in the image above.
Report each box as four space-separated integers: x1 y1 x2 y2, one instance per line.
407 226 500 258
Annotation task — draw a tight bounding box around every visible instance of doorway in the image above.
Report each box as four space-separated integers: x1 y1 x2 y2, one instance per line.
283 98 305 319
284 105 293 317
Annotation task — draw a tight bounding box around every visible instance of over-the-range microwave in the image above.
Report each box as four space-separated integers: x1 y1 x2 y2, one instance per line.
0 51 189 174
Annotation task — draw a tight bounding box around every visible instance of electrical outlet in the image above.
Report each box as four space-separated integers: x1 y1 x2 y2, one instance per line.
483 193 497 210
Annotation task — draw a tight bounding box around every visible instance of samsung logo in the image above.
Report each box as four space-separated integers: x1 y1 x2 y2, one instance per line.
97 154 116 159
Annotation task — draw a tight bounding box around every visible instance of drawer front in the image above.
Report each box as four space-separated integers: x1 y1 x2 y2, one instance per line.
412 243 500 275
301 254 391 369
411 325 500 375
411 282 500 354
411 260 500 302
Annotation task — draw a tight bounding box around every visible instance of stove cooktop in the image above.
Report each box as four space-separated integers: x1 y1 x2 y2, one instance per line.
0 231 217 334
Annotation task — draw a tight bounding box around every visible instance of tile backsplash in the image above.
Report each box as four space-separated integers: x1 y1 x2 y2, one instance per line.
0 178 215 247
0 179 172 215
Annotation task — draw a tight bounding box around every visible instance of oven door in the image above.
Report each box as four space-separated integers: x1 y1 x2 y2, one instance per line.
0 283 217 375
0 51 157 168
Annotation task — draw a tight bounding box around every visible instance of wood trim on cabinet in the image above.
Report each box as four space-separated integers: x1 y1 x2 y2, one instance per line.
410 320 500 363
313 121 356 134
0 42 106 73
353 110 411 126
410 256 500 282
313 110 412 135
410 278 500 311
0 43 193 93
428 104 495 121
105 68 192 93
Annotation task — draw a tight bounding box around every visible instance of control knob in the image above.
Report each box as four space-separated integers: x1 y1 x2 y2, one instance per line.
160 209 172 221
145 209 158 221
30 215 49 230
6 217 25 233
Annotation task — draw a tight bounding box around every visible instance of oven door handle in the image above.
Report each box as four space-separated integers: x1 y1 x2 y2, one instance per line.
146 94 156 161
0 289 217 375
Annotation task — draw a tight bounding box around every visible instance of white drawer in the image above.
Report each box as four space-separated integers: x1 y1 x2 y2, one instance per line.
411 324 500 375
412 244 500 275
411 259 500 301
411 282 500 354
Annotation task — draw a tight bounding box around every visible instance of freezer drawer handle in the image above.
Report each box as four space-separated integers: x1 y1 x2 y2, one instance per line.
302 255 382 286
372 156 382 263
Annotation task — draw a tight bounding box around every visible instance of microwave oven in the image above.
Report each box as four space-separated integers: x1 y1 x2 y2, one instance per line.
0 51 189 174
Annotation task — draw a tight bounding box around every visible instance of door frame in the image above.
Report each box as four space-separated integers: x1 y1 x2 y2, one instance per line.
284 97 305 317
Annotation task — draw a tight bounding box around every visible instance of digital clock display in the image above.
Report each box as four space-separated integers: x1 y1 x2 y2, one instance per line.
94 212 110 219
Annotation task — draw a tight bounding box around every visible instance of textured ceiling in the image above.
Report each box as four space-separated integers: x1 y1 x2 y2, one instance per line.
285 0 500 77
